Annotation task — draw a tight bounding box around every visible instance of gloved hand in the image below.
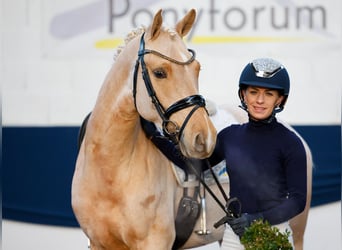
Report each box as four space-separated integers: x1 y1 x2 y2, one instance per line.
227 213 263 238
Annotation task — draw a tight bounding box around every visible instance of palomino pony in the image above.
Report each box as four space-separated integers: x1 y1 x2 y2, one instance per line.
72 9 227 250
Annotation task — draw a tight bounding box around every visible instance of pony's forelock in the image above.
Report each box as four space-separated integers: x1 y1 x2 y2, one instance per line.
165 27 177 38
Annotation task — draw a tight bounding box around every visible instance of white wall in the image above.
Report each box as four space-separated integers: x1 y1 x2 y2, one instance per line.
2 0 341 126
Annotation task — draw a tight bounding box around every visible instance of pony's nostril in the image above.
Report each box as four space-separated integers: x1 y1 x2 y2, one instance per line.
194 133 205 153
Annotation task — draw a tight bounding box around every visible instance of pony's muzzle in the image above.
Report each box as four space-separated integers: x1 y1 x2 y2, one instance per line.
179 129 216 159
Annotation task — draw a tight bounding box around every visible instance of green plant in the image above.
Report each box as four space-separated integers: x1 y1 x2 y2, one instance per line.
240 219 293 250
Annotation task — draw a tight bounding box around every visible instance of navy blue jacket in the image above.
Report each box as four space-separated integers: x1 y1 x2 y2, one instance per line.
209 118 307 225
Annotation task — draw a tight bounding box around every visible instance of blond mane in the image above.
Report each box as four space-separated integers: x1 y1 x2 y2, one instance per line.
113 26 145 60
113 26 177 60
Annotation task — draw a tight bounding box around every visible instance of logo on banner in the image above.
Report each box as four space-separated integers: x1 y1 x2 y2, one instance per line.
46 0 338 54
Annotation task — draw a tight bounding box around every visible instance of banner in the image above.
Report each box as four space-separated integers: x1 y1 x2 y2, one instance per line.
43 0 341 58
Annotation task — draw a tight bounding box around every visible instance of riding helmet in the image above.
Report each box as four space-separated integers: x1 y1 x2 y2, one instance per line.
238 58 290 112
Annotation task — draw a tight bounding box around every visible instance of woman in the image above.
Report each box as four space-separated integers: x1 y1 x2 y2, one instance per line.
211 58 307 249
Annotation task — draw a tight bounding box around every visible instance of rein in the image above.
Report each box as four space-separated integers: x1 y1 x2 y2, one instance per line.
133 33 206 143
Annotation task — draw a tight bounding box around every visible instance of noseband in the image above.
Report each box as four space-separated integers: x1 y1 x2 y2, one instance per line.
133 33 207 143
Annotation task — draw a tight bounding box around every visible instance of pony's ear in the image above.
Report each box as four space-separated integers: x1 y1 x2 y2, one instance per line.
149 9 163 41
175 9 196 38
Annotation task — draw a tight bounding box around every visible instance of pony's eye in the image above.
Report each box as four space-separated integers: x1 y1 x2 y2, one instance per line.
153 68 167 79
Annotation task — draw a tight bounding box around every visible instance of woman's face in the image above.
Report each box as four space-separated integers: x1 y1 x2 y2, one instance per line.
242 86 284 121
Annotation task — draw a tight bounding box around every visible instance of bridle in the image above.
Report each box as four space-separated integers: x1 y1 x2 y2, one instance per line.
132 33 238 226
133 33 207 143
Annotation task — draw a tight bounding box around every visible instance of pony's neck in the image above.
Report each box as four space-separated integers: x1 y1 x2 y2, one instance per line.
87 53 141 158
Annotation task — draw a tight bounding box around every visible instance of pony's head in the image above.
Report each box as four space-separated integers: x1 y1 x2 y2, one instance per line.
131 9 216 159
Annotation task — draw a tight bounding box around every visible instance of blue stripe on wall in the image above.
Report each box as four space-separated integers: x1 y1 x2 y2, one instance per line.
3 127 80 227
294 126 341 206
2 125 341 227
